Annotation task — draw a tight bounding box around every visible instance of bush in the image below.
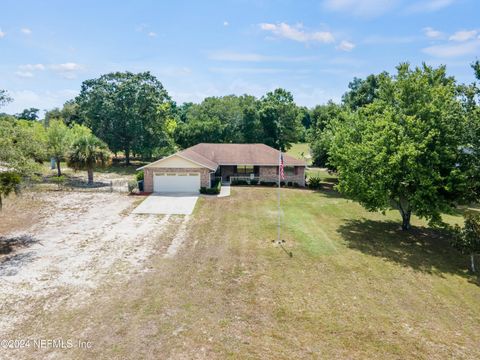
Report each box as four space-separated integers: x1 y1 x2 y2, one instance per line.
128 180 138 194
260 181 277 187
250 179 258 185
287 181 293 187
200 180 221 195
135 170 144 181
280 181 285 187
451 212 480 273
308 176 322 190
231 179 249 186
293 182 300 188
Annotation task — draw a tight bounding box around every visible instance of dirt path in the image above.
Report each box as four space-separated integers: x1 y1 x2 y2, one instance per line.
0 192 186 337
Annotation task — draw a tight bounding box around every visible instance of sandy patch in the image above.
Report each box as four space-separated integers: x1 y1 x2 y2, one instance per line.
0 192 178 336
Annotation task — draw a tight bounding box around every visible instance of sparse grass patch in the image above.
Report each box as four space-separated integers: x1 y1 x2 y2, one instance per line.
3 187 479 359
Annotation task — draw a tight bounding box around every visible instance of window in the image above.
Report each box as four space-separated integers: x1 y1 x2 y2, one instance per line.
236 165 254 174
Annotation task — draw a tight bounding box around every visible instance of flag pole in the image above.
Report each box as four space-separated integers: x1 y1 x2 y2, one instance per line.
277 149 281 244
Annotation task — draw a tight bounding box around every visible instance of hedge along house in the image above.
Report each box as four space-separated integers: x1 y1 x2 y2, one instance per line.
139 143 306 193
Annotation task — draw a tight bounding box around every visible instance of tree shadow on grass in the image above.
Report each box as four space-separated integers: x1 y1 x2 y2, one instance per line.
337 219 478 284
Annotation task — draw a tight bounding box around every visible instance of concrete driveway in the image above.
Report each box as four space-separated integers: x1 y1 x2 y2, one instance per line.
132 193 199 215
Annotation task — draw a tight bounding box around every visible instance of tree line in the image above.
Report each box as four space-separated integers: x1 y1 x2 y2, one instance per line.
1 62 480 245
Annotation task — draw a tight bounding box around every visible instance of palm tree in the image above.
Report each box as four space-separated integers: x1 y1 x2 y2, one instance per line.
68 133 110 185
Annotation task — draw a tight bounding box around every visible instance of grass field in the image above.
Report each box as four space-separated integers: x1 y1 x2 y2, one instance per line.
287 143 312 165
5 186 479 359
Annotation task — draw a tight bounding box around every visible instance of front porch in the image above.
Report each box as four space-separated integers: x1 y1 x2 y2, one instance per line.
212 165 306 187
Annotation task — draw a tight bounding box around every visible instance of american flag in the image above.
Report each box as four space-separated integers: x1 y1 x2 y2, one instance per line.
279 152 285 180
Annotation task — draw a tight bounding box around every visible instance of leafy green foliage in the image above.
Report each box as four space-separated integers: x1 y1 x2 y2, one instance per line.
0 117 46 177
308 101 345 168
342 73 387 111
76 71 175 163
307 176 322 190
330 63 472 230
0 171 21 210
452 212 480 272
46 119 73 176
259 88 301 151
68 132 110 184
15 107 40 121
0 89 12 108
135 170 144 182
200 180 221 195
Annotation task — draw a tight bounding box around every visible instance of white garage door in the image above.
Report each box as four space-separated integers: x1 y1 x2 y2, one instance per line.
153 173 201 193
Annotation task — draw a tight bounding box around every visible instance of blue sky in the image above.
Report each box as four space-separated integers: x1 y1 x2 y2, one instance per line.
1 0 479 114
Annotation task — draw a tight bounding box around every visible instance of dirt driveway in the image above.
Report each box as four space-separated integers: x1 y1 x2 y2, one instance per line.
0 191 189 339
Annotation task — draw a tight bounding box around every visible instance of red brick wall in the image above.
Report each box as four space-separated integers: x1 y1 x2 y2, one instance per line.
259 166 305 186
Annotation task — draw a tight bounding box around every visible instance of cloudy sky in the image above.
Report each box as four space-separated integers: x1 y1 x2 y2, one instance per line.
1 0 479 114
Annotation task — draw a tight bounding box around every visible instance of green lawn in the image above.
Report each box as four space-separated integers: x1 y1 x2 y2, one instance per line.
287 142 312 165
8 187 480 359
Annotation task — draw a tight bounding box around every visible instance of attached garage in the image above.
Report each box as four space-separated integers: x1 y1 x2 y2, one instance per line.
153 173 200 193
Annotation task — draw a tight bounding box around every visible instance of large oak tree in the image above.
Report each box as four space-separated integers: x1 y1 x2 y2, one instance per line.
76 72 175 164
330 64 475 230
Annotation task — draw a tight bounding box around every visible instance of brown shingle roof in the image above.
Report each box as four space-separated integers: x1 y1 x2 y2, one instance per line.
141 143 307 170
186 143 306 167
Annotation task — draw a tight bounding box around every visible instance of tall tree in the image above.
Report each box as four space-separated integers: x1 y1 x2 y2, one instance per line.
308 101 345 168
76 72 174 164
16 107 40 121
452 212 480 273
0 89 12 108
46 119 73 176
330 64 473 230
258 88 301 151
68 132 110 185
342 73 387 111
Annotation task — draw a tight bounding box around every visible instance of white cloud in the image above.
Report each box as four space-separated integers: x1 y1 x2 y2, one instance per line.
208 51 320 62
2 89 78 114
21 28 32 35
223 21 229 26
423 27 443 39
449 30 478 42
49 62 82 71
147 31 157 37
15 71 34 78
0 29 5 38
19 63 45 71
336 40 355 51
259 22 334 44
407 0 455 13
322 0 398 17
423 40 480 57
49 62 84 79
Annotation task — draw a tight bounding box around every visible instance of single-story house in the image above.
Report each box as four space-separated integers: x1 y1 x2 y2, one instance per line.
139 143 306 193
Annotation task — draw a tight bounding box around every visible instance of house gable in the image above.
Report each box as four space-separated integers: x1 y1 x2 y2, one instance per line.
142 154 207 169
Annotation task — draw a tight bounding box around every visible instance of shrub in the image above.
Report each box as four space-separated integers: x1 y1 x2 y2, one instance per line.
250 179 258 185
135 170 144 181
200 180 221 195
231 179 249 186
293 182 300 188
308 176 322 190
259 181 277 187
280 181 286 187
128 180 138 194
287 181 293 187
451 212 480 273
